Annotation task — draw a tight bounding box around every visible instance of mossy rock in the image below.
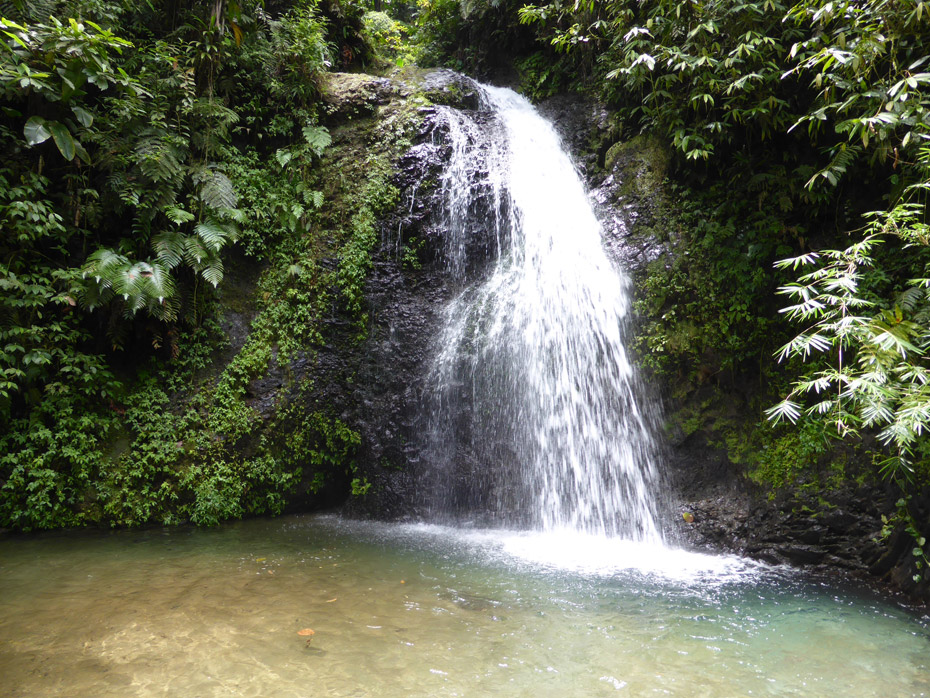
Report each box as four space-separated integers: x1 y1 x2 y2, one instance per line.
604 135 670 199
410 68 480 109
322 72 397 121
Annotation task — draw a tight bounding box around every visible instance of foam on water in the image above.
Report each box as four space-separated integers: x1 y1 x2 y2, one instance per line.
329 517 763 584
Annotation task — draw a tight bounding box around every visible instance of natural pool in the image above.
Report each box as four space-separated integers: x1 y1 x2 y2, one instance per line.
1 514 928 697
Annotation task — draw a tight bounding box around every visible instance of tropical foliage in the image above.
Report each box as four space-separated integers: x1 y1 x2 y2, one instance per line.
0 0 384 529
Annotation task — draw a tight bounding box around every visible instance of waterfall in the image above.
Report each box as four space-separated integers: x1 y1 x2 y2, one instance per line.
420 83 665 543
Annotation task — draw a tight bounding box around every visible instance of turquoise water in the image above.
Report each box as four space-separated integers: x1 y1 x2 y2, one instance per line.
1 514 928 697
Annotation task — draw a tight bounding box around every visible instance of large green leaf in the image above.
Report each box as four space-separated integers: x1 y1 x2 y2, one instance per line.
47 121 76 161
73 140 91 165
302 124 331 157
23 116 51 146
195 220 234 251
163 205 195 225
199 171 237 210
200 260 224 288
152 230 187 269
71 105 94 128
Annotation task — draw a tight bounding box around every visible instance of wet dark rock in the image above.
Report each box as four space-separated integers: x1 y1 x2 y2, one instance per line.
537 94 612 176
590 136 673 276
414 68 481 109
215 251 262 361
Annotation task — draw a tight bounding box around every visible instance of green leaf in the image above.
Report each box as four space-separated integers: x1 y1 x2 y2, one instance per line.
73 140 91 165
275 149 293 168
152 231 187 269
2 28 28 49
164 206 195 225
71 106 94 128
765 399 802 424
48 121 76 161
199 171 237 210
195 221 234 251
23 116 51 146
200 261 224 287
302 124 331 157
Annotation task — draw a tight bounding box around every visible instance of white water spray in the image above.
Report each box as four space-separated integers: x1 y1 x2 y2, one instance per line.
423 83 664 543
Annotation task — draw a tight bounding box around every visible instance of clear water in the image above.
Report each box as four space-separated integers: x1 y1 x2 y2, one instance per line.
2 515 928 697
423 84 663 539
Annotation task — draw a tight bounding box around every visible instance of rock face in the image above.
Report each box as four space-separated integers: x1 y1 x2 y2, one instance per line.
300 69 492 519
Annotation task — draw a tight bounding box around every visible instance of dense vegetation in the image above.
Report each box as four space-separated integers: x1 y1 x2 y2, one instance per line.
0 0 403 529
1 0 927 582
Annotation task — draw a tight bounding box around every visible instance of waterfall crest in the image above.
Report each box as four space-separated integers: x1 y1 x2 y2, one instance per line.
420 83 665 543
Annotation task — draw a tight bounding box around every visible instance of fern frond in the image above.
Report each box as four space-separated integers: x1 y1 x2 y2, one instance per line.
194 220 233 251
198 170 237 210
200 259 224 287
139 261 177 304
161 293 181 322
134 130 185 185
184 234 210 265
302 123 331 157
224 207 246 224
153 230 186 269
0 0 55 22
164 205 195 225
82 248 130 289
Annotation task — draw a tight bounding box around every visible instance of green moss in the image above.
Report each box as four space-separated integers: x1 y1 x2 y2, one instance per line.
604 135 670 185
747 421 833 492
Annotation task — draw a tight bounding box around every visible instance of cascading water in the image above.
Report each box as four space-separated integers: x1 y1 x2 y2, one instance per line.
421 83 665 542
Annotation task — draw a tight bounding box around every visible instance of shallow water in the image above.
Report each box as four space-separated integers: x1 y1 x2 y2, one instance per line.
1 515 928 697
